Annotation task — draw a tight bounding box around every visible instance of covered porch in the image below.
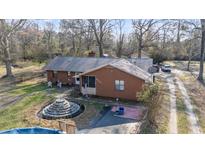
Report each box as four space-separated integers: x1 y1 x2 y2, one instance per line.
80 75 96 95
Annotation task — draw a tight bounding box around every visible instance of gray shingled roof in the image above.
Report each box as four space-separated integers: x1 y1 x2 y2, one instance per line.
110 59 153 82
44 56 120 73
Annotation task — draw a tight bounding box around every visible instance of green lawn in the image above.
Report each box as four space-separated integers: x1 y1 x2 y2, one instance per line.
176 98 190 133
0 92 50 130
0 62 104 130
174 82 190 134
0 78 105 131
191 98 205 133
0 80 58 130
141 78 170 133
165 60 205 74
156 82 170 133
0 61 45 77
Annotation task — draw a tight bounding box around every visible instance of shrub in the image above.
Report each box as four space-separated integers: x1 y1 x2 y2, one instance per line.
137 83 159 104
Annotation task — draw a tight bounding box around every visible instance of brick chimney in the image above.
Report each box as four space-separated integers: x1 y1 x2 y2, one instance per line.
88 51 95 57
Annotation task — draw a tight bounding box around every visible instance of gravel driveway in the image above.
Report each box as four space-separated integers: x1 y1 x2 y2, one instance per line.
157 69 202 134
167 76 178 134
175 71 201 133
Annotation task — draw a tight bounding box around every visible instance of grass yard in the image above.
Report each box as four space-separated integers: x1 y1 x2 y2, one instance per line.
0 61 106 131
0 92 50 130
21 96 105 130
167 60 205 133
177 73 205 133
154 79 170 133
165 60 205 75
8 80 50 96
175 85 190 134
0 78 104 131
141 78 170 133
0 78 57 130
0 83 105 130
0 61 45 77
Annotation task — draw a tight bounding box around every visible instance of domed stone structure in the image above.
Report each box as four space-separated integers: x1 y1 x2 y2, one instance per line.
42 98 84 119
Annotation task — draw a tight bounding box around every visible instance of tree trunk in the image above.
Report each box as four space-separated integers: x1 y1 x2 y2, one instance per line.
47 33 52 60
162 29 166 49
116 33 124 58
177 20 181 43
187 59 191 71
22 45 27 61
198 29 205 82
3 38 13 77
187 42 192 71
116 44 122 58
72 37 76 54
138 38 142 58
187 58 191 71
99 43 103 57
77 37 82 54
99 19 104 57
86 44 90 50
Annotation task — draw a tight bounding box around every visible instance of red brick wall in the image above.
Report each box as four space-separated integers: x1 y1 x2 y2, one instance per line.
46 70 75 85
80 66 145 100
47 70 56 83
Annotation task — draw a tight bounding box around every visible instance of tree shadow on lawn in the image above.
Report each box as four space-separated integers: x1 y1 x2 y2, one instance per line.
9 83 49 95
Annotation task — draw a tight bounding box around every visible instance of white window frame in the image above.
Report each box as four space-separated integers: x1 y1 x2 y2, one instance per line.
115 80 124 91
82 76 96 88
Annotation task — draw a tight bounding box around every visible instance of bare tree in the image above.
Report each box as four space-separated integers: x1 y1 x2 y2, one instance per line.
0 19 26 77
83 22 94 50
115 20 125 58
88 19 113 57
198 19 205 82
132 19 167 58
17 22 37 60
184 20 201 71
44 21 55 60
60 19 85 55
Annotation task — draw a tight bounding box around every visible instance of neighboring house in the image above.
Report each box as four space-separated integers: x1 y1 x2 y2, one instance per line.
44 56 153 100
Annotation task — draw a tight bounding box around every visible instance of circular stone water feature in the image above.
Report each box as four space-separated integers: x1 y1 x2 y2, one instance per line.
41 98 84 120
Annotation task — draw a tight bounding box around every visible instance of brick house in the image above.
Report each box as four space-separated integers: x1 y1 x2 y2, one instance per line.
44 56 153 100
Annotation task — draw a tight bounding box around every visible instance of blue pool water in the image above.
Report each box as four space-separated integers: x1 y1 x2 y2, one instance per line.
0 127 64 134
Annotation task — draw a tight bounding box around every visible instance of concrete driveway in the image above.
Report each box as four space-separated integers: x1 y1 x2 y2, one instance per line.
78 109 142 134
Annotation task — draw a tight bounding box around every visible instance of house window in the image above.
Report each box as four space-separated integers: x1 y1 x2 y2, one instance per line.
88 76 95 88
115 80 124 91
82 76 96 88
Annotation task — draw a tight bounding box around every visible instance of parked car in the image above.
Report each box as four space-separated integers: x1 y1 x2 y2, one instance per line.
161 64 171 73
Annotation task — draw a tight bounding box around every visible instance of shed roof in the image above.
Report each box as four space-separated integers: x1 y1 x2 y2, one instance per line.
44 56 119 73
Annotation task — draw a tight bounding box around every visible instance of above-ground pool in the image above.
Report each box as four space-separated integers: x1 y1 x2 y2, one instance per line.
0 127 64 134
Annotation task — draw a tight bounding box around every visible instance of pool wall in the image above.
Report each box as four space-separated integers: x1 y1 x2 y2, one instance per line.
0 127 64 134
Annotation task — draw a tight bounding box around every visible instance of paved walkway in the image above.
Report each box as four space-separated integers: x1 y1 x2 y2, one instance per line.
176 77 201 133
166 76 178 134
